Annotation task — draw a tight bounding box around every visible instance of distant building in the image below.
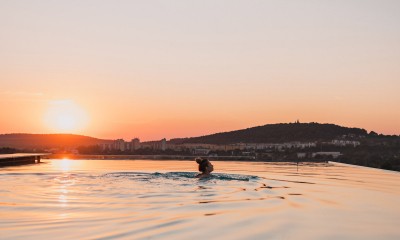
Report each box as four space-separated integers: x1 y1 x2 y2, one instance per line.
297 153 307 159
332 140 360 147
101 143 110 151
99 138 140 152
312 152 341 159
142 138 167 151
114 139 125 151
131 138 141 150
193 148 210 155
161 138 166 151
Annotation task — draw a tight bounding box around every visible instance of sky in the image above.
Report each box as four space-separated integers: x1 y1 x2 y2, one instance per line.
1 0 399 141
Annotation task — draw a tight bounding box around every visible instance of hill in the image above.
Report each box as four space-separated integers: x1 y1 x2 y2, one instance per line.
169 122 370 144
0 133 112 149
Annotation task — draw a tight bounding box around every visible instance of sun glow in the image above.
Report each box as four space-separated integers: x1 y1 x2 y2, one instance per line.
44 100 88 133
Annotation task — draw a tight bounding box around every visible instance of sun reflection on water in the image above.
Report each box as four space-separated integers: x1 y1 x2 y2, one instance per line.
57 174 70 208
52 158 85 172
60 158 71 171
58 194 68 207
51 159 79 209
50 158 73 172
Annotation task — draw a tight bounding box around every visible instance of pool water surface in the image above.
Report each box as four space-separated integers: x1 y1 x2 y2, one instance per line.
1 159 399 239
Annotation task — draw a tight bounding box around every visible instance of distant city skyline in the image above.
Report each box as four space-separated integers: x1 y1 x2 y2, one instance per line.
1 1 399 141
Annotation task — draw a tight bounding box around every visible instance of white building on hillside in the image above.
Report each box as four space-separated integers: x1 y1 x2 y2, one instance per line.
312 152 341 159
332 140 360 147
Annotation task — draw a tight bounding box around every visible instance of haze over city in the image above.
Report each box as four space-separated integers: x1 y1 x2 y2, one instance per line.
1 1 399 141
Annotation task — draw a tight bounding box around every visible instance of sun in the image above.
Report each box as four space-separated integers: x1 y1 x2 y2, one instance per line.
44 100 88 133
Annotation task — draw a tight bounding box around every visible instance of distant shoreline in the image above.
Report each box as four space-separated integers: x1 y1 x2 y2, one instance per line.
44 153 328 162
45 153 257 161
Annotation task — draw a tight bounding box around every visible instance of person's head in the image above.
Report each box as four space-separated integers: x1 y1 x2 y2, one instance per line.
197 158 214 174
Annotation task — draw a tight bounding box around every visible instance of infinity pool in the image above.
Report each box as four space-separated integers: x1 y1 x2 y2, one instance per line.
1 159 399 239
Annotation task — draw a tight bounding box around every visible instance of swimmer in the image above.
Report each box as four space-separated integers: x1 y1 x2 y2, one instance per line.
195 158 214 178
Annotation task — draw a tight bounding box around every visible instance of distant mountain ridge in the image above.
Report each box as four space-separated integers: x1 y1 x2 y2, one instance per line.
0 133 111 149
169 123 371 144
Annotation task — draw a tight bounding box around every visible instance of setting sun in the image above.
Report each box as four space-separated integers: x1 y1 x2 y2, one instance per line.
44 100 88 133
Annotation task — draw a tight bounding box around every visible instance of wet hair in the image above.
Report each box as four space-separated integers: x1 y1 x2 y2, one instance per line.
198 159 209 173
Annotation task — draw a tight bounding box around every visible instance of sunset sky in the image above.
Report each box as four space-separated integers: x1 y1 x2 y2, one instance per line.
1 1 399 141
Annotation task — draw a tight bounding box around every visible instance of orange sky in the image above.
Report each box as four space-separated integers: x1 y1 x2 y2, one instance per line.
1 1 399 141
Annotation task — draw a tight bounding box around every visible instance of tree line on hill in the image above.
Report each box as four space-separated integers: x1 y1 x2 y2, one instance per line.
169 123 372 144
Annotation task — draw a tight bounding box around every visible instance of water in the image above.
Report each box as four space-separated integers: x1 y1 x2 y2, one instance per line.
1 159 399 239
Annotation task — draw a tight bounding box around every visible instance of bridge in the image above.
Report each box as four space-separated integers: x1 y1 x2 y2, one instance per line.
0 153 50 167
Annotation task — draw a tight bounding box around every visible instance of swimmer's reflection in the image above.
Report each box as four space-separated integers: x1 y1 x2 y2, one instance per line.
195 158 214 179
